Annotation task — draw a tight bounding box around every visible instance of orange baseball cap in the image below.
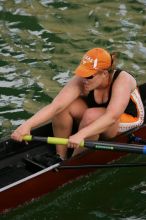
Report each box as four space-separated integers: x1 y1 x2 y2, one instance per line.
75 48 112 78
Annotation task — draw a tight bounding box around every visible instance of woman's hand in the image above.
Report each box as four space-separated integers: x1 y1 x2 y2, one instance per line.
11 122 31 142
82 78 97 96
82 79 91 95
68 132 85 149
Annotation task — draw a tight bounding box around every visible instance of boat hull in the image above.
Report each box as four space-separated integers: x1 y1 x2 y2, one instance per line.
0 124 146 213
0 150 124 213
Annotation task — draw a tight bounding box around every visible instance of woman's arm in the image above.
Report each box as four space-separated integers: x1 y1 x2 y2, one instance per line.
25 76 82 128
69 72 136 144
11 76 82 141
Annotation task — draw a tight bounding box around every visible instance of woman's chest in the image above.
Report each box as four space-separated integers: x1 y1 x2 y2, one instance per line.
94 89 109 104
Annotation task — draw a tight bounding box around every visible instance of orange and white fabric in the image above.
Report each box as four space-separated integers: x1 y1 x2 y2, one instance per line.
119 87 144 132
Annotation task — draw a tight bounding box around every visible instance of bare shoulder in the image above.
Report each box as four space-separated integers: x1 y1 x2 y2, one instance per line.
107 70 137 115
52 76 82 107
113 70 137 92
60 76 82 93
67 75 83 86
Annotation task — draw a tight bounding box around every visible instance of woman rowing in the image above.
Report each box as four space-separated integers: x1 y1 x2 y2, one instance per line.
11 48 145 160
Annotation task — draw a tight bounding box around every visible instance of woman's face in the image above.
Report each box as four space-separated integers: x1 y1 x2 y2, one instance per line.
82 69 108 92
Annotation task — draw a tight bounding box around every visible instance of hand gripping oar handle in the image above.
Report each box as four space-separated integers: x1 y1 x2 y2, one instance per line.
23 135 146 154
23 135 84 147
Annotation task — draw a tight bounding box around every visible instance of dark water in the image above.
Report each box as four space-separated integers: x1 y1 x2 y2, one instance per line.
0 0 146 219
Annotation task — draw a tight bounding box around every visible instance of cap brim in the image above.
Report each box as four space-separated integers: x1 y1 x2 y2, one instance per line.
75 64 97 78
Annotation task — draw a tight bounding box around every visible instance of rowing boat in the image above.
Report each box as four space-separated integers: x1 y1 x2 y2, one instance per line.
0 83 146 213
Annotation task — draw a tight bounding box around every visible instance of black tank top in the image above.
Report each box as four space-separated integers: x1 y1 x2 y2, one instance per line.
82 69 137 117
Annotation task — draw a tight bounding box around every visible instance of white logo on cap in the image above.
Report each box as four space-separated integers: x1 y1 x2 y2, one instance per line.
93 58 98 69
82 55 98 69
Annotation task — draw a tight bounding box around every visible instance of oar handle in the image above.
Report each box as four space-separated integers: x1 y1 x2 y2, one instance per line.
23 135 85 147
23 135 146 154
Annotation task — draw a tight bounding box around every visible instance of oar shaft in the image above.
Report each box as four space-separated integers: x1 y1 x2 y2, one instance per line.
85 141 146 154
23 135 146 154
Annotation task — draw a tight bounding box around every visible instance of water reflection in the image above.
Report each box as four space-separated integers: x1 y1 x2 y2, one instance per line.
0 0 146 135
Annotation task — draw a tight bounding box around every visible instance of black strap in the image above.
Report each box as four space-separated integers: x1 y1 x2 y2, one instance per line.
108 68 122 102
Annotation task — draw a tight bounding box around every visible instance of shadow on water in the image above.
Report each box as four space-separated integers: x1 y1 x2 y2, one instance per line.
0 0 146 219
